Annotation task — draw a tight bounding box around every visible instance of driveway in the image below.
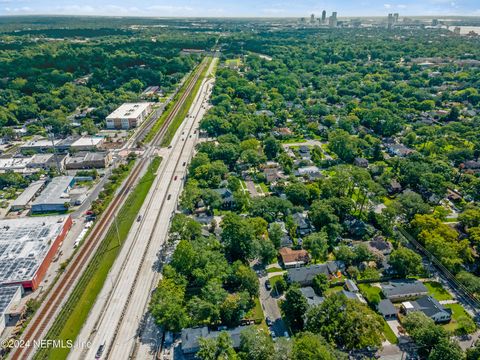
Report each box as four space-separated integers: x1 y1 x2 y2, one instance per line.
258 275 288 338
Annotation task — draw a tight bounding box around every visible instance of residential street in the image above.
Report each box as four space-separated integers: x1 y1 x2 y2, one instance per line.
258 274 288 338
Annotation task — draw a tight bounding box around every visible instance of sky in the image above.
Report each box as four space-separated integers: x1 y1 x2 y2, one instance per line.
1 0 480 17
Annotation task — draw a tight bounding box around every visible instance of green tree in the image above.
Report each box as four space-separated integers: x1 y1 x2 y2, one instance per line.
264 137 281 160
428 339 464 360
403 312 448 359
281 287 308 333
285 183 310 207
198 331 238 360
291 332 336 360
388 247 423 277
149 278 189 333
305 293 384 350
303 231 328 263
239 327 274 360
226 261 259 298
311 273 329 296
221 213 257 262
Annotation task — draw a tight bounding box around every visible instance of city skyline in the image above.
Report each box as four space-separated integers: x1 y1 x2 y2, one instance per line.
1 0 480 17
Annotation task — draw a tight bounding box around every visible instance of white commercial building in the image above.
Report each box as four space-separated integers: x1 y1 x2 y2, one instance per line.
31 176 75 213
10 180 46 211
70 137 104 151
106 103 152 129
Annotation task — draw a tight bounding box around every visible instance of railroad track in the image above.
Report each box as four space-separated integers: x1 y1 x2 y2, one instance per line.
9 58 208 360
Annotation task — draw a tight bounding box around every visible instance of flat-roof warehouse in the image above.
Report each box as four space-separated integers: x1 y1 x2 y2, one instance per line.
31 176 75 213
0 216 72 290
106 102 152 129
10 180 46 211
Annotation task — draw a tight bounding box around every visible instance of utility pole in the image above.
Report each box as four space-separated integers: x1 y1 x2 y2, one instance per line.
46 125 62 175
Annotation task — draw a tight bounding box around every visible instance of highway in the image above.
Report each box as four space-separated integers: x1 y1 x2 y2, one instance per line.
70 57 217 360
8 58 210 360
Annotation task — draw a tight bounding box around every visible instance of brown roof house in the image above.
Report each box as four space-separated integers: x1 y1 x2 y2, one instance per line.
279 247 310 268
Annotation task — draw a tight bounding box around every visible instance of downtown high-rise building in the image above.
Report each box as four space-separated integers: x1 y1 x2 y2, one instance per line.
329 12 338 28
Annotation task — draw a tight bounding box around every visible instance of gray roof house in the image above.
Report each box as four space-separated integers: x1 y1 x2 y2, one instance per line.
401 296 451 323
181 326 252 355
341 290 367 304
378 299 397 319
345 279 359 293
381 280 428 302
287 261 343 285
292 212 313 236
213 188 235 209
300 287 325 306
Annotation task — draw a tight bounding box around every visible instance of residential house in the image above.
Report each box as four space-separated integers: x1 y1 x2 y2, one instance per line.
377 299 397 319
461 161 480 174
298 146 311 160
401 296 451 323
341 290 367 304
354 157 369 168
387 179 402 194
287 261 343 286
269 222 293 248
300 287 325 306
446 189 462 202
386 144 415 157
381 280 428 302
213 188 235 209
292 212 313 236
368 237 393 255
344 217 375 238
278 247 310 268
181 326 253 356
345 279 359 293
263 163 283 184
295 166 322 180
255 110 274 117
273 127 293 138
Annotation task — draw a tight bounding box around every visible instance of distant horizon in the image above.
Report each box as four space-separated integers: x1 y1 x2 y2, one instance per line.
1 14 480 20
1 0 480 18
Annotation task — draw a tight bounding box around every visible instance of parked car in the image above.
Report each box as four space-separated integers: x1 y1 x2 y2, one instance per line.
266 317 272 326
265 280 271 290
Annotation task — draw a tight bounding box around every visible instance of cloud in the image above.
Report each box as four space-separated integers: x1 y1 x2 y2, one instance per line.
384 4 392 9
261 7 288 15
147 5 194 12
4 6 33 13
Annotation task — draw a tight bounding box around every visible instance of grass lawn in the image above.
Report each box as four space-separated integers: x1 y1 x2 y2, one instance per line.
324 285 344 296
382 319 398 344
269 275 284 288
226 58 242 67
35 157 161 360
443 303 475 333
267 266 283 274
424 281 453 301
246 297 264 322
259 182 269 194
280 137 306 144
358 283 383 303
